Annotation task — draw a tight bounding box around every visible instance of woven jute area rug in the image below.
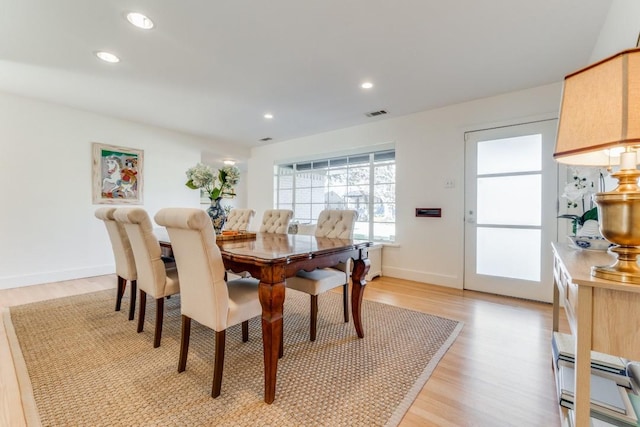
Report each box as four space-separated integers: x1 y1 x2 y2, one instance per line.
5 287 462 427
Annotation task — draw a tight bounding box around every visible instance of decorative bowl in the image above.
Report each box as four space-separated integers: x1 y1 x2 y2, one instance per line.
568 235 614 251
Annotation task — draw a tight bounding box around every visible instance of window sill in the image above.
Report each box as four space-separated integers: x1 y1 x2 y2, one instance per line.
377 242 399 248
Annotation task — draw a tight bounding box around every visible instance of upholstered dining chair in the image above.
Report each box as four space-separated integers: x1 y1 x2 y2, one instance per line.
94 207 137 320
259 209 293 234
154 207 262 398
286 209 358 341
114 208 180 348
223 208 255 232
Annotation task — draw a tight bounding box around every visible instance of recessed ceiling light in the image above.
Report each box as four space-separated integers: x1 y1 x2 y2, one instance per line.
126 12 154 30
361 82 374 89
223 160 236 166
95 51 120 63
264 113 274 119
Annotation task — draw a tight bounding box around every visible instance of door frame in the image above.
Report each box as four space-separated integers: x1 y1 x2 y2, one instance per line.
463 119 559 302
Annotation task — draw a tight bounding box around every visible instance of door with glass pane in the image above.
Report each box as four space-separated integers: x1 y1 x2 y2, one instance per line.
464 120 557 302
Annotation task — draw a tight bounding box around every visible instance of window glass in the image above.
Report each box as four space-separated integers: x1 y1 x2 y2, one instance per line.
374 164 395 184
295 204 311 220
274 149 396 242
477 175 541 226
349 166 369 185
313 160 329 169
279 173 293 189
328 168 347 186
476 227 541 281
477 134 541 174
279 189 293 204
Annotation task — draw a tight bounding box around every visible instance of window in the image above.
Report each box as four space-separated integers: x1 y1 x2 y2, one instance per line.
274 149 395 242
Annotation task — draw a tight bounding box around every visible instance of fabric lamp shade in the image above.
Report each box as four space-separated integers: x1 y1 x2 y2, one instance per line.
554 47 640 166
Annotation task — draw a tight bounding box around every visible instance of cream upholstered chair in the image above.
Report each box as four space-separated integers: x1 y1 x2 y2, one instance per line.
155 207 262 398
222 208 256 279
114 208 180 348
286 209 357 341
223 208 255 232
94 207 137 320
259 209 293 234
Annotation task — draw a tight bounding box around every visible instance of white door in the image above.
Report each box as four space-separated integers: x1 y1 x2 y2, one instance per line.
464 120 558 302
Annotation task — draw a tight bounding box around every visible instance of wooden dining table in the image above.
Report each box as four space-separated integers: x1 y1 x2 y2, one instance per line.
157 231 372 404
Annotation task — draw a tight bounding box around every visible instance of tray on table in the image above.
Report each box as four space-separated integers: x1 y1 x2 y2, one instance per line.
216 231 257 241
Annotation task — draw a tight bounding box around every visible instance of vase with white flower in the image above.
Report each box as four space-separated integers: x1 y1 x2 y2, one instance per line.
185 163 240 233
558 167 599 235
558 167 612 250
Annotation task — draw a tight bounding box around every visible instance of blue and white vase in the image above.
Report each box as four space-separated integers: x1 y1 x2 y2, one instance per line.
207 198 226 234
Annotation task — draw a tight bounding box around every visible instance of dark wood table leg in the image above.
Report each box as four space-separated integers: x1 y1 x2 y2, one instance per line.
258 278 285 404
351 257 370 338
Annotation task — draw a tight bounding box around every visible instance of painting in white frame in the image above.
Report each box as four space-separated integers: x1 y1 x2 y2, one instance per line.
92 142 144 204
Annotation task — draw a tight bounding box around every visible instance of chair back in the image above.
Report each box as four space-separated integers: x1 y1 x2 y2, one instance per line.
113 208 168 298
314 209 358 239
259 209 293 233
224 209 255 231
155 208 230 331
95 207 137 281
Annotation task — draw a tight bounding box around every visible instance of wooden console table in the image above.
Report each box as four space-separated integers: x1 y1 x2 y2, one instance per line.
551 243 640 426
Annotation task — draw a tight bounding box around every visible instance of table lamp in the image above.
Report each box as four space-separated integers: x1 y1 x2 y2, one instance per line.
554 47 640 284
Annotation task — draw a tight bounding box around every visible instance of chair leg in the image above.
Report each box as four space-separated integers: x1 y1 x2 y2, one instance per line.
178 315 191 373
241 320 249 342
310 295 318 342
137 290 147 333
342 283 349 323
154 297 164 348
115 276 125 312
212 330 226 398
128 280 137 321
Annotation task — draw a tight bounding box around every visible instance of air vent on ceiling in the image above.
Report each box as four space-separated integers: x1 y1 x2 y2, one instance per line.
259 137 273 142
365 109 388 117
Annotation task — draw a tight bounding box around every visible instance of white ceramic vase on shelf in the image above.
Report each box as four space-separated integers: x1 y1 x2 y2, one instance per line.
577 219 601 237
570 220 612 250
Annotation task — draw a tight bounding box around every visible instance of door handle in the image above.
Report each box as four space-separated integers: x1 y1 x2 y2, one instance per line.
466 210 475 224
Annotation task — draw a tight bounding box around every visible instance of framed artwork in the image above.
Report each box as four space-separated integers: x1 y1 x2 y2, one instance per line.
92 142 144 204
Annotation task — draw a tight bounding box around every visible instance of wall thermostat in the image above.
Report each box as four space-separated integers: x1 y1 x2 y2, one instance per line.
415 208 441 218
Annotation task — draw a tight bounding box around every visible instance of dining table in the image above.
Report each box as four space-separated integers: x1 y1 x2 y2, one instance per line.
157 230 372 404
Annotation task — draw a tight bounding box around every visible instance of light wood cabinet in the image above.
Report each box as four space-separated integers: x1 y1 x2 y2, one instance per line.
552 243 640 426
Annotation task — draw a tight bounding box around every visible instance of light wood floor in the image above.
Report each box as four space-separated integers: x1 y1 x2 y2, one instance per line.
0 275 568 427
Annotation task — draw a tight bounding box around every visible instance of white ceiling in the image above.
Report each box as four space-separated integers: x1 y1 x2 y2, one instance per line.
0 0 613 149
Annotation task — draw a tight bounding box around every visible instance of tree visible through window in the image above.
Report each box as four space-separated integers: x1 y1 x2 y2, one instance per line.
274 149 395 242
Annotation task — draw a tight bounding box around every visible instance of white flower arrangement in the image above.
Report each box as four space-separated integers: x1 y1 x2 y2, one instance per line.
559 167 603 234
561 167 598 210
185 163 240 200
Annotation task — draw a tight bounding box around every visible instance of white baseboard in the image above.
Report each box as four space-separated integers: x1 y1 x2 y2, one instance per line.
2 264 463 291
381 265 462 289
0 265 115 290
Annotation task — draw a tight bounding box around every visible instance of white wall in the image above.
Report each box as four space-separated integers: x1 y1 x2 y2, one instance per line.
590 0 640 62
248 83 563 288
0 91 247 289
